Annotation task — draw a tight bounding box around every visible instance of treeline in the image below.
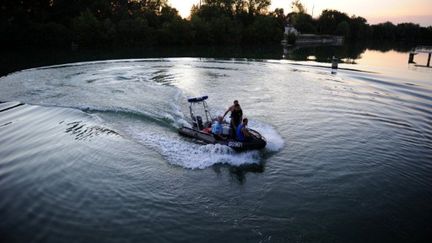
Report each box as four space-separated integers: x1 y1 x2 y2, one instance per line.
0 0 188 47
0 0 431 48
288 6 432 42
0 0 283 47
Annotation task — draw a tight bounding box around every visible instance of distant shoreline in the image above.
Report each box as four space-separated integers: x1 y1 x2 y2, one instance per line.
0 42 421 77
1 2 431 49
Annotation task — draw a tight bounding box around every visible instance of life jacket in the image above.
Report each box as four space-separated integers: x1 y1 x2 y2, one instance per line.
211 121 222 134
236 123 245 141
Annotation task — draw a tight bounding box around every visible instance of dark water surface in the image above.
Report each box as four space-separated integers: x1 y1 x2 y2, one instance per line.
0 48 431 242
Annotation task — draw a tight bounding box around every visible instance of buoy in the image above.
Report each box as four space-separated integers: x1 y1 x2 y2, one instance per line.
331 56 338 69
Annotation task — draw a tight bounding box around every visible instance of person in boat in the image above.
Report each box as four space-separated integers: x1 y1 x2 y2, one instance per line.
236 118 252 142
211 116 225 140
211 116 223 134
222 100 243 137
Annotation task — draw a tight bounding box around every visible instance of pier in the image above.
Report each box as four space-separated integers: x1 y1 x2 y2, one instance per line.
409 46 432 67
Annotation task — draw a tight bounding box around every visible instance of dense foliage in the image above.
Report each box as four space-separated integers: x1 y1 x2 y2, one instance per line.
0 0 431 48
287 9 432 42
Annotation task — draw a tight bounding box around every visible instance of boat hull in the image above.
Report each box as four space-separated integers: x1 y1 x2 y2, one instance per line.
178 126 266 151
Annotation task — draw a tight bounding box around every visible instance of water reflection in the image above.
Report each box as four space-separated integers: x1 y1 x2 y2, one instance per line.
228 163 265 184
282 42 432 74
282 42 414 64
0 42 421 77
212 163 265 184
63 120 119 141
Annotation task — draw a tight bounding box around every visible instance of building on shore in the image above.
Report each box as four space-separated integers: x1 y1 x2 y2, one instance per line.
282 24 344 46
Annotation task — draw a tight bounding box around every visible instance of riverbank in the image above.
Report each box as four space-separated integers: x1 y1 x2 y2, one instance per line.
0 41 420 77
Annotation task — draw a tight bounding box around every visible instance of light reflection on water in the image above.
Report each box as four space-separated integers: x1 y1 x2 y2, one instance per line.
353 49 432 75
0 55 431 242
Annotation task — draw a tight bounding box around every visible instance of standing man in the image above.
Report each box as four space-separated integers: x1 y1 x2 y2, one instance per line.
222 100 243 138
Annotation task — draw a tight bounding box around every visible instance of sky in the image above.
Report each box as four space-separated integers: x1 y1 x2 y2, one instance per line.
168 0 432 26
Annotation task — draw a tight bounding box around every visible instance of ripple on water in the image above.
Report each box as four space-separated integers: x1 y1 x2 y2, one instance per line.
0 58 431 242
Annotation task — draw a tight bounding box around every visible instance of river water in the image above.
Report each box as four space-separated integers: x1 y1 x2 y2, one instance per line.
0 48 431 242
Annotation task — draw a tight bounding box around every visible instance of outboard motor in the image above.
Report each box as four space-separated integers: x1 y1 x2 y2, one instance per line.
196 116 204 130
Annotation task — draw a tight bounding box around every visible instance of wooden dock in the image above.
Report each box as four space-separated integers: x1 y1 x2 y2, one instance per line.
409 46 432 67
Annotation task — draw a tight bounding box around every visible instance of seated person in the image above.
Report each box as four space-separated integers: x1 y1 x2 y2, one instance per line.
236 118 252 142
211 116 224 139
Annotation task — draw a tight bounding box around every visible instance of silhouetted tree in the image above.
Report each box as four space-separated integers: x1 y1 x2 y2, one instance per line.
1 0 431 48
291 0 306 14
318 9 350 34
272 8 285 29
288 12 316 34
372 22 397 40
246 0 271 15
349 16 370 40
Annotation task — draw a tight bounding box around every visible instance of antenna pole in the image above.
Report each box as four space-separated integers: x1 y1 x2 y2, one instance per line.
312 4 314 17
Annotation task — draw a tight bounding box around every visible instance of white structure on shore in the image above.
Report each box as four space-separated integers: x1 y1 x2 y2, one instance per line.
284 24 299 36
282 24 344 46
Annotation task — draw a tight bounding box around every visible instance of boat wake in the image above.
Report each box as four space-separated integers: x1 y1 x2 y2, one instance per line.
248 120 285 152
0 58 286 169
130 129 261 169
126 118 284 169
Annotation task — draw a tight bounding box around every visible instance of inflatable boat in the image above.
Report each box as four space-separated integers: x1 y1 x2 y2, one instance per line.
178 96 266 151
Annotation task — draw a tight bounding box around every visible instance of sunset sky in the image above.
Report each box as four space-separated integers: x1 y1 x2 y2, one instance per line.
169 0 432 26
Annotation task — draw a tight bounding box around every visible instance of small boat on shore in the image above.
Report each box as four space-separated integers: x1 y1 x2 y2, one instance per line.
178 96 266 151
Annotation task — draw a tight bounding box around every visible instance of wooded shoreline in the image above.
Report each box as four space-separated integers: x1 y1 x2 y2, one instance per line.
1 1 431 48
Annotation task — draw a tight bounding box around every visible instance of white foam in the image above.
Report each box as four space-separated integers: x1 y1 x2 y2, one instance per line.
248 120 285 152
130 128 260 169
162 113 175 122
176 118 191 128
